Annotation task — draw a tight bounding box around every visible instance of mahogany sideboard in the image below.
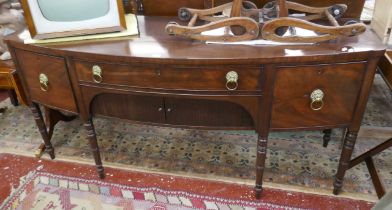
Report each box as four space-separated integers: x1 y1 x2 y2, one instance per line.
6 16 385 198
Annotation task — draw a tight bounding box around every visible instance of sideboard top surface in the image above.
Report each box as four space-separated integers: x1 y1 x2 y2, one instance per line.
6 16 386 64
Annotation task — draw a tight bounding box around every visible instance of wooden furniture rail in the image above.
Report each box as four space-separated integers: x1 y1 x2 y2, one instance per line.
6 16 385 198
0 60 26 106
364 50 392 198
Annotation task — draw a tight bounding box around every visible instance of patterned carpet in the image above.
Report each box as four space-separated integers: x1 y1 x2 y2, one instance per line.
0 154 374 210
1 170 310 210
0 75 391 200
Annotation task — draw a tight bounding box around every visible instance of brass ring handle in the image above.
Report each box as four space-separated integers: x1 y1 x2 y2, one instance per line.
226 71 239 91
39 73 49 92
310 89 324 111
92 65 103 83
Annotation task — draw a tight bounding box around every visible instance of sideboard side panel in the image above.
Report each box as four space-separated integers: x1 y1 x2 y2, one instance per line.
12 49 78 113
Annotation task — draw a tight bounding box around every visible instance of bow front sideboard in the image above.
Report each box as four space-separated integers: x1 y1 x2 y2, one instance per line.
6 16 385 198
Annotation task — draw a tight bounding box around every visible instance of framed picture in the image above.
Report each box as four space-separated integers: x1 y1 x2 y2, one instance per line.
371 0 392 44
20 0 127 40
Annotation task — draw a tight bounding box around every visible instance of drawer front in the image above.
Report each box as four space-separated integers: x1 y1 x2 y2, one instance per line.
75 61 261 91
271 62 366 129
14 49 77 112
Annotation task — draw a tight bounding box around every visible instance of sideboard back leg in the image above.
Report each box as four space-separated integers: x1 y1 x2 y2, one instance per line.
84 119 105 179
255 134 268 199
333 130 358 195
30 103 55 159
322 129 332 147
44 107 77 140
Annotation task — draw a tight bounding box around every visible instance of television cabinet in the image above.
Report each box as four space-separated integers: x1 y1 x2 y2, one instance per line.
6 16 385 198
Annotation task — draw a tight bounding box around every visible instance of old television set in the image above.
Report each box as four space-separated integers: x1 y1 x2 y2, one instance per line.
21 0 127 40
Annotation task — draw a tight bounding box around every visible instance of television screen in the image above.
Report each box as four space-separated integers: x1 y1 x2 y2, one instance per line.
22 0 127 39
37 0 110 22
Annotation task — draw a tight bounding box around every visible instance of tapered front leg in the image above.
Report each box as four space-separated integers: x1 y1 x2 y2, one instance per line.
30 103 55 159
255 134 268 199
333 130 357 195
84 118 105 179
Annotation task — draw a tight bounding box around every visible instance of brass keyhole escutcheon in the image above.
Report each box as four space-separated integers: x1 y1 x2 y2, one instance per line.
92 65 103 83
226 71 239 91
39 73 49 92
310 89 324 111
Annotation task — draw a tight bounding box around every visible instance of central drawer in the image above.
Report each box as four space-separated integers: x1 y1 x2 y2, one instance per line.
74 60 261 91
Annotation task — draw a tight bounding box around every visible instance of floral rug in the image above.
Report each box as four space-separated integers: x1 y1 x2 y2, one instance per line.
0 75 392 199
0 170 306 210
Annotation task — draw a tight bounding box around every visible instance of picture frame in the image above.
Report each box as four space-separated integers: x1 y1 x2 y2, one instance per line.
371 0 392 44
20 0 127 40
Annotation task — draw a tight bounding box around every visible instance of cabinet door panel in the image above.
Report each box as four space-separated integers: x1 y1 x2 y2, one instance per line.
165 98 254 128
91 94 165 124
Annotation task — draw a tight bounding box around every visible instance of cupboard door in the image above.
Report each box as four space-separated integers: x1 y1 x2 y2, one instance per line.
165 98 254 129
91 94 165 124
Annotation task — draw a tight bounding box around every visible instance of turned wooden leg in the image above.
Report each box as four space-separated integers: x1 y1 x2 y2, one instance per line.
30 103 55 159
339 129 347 150
322 129 332 148
255 134 268 199
7 89 18 106
33 108 77 159
333 130 358 195
44 107 77 140
84 119 105 179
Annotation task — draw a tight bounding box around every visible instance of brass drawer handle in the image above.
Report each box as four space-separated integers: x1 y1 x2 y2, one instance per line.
310 89 324 111
39 73 49 91
226 71 239 91
92 65 103 83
